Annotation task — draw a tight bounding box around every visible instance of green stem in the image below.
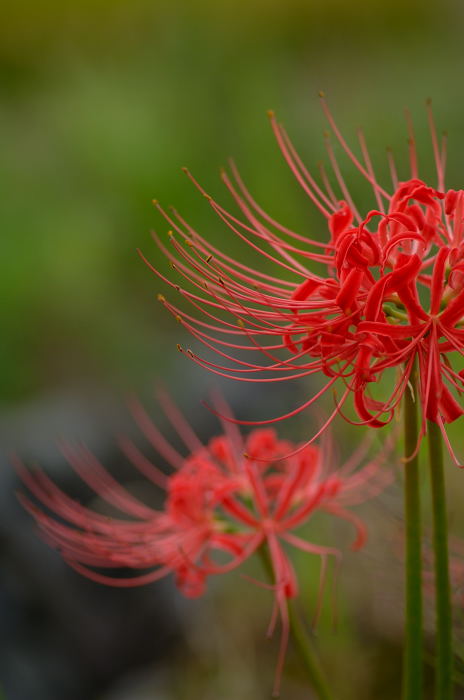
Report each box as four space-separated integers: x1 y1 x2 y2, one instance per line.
258 547 332 700
428 419 453 699
287 600 332 700
402 364 423 700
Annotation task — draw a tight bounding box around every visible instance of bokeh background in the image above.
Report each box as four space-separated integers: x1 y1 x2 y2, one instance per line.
2 1 464 698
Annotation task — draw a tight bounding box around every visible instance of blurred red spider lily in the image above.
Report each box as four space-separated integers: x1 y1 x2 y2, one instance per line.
15 394 392 696
144 96 464 463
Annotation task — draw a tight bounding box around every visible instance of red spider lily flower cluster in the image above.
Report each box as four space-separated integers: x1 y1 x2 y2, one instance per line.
16 394 392 696
144 96 464 463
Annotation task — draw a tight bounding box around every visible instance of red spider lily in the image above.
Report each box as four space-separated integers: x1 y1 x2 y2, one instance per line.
15 393 392 696
144 97 464 463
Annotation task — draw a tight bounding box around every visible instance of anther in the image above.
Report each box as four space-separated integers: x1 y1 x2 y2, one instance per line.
157 293 166 302
406 380 416 403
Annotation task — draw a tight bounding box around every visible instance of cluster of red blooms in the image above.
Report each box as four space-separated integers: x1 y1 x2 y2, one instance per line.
145 97 464 463
16 393 392 695
19 98 463 695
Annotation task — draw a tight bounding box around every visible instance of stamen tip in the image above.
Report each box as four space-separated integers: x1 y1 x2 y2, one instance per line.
156 293 165 302
318 90 326 98
176 343 183 352
267 109 275 119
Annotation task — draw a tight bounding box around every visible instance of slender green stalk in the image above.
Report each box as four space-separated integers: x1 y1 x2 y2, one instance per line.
287 599 332 700
428 419 453 699
402 364 423 700
258 547 332 699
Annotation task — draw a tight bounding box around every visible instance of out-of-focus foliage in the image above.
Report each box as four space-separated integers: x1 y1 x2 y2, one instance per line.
2 0 464 403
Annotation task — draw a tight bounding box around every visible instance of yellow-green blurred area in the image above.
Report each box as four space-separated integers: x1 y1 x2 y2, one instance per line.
3 2 464 699
2 0 464 402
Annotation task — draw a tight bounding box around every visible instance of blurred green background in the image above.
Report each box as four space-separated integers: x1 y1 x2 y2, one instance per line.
3 0 464 405
2 1 464 698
